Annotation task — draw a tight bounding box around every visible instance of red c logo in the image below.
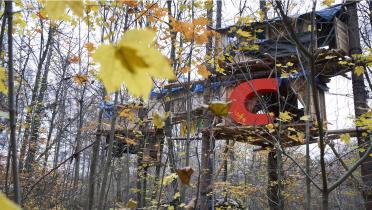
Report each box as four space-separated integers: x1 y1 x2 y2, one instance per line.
229 78 278 125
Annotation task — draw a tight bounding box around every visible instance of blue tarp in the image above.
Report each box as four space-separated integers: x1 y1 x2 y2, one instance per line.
149 71 329 99
315 4 343 21
100 101 115 118
150 80 235 99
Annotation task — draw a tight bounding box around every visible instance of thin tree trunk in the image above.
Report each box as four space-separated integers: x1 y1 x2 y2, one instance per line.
6 0 21 204
24 30 54 172
98 92 118 210
199 1 214 208
346 2 372 208
86 107 103 210
267 150 282 210
19 26 53 172
73 89 86 187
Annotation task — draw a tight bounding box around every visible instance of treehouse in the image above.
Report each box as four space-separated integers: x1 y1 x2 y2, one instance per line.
149 3 354 148
100 102 162 164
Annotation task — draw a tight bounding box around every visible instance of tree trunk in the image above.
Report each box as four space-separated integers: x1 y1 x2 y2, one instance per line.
19 26 54 172
73 90 86 187
24 30 54 173
98 92 118 210
267 150 284 210
346 1 372 209
5 0 21 204
86 107 103 210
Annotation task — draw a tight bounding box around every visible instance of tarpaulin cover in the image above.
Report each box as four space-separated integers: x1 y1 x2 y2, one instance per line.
258 32 313 58
149 72 328 99
314 4 343 21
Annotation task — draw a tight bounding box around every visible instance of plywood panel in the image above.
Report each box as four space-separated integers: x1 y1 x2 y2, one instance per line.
335 17 349 54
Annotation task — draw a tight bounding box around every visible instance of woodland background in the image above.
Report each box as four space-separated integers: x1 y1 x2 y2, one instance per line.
0 0 371 210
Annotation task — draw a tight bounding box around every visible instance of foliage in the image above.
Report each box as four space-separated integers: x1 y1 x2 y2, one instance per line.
93 29 175 99
0 193 21 210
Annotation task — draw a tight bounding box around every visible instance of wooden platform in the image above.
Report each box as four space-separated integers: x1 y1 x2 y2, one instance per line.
210 123 312 147
209 124 368 148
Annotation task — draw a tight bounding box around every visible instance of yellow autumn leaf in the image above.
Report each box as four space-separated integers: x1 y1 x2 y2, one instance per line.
92 29 175 100
325 55 337 59
72 74 88 85
265 123 275 133
152 112 170 128
236 29 252 38
127 198 137 209
125 138 137 145
216 63 225 74
180 66 191 74
40 0 85 20
279 111 293 122
180 121 187 137
338 60 348 65
204 101 231 117
355 66 364 76
286 61 294 67
322 0 335 7
119 108 131 118
300 115 311 121
68 56 80 63
0 67 7 95
0 193 21 210
197 64 211 79
84 42 95 52
173 192 180 199
288 131 305 143
281 72 289 78
340 133 351 144
163 173 178 185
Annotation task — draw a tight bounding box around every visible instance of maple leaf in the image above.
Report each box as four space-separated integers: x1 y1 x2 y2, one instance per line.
127 198 137 209
279 111 293 122
322 0 335 6
265 123 275 133
163 173 178 185
197 64 211 79
120 1 139 7
180 66 190 74
72 74 88 85
355 66 364 76
0 192 21 210
193 17 208 26
119 108 131 118
0 67 7 95
340 133 351 144
236 29 253 38
36 11 48 20
203 101 231 117
92 29 175 99
125 138 137 145
195 32 209 45
152 112 170 128
68 56 81 63
176 166 194 185
300 115 311 121
84 42 95 52
40 0 85 20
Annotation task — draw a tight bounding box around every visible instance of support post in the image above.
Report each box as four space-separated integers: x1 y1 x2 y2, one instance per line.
346 2 372 208
267 150 283 210
200 130 213 210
